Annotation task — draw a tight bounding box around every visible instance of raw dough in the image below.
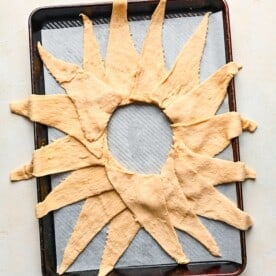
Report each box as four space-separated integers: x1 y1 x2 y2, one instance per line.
10 0 257 275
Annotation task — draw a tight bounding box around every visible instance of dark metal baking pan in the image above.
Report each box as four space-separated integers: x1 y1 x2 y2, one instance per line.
28 0 247 275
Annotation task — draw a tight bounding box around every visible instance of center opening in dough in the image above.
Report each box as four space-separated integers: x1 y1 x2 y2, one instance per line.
107 103 173 174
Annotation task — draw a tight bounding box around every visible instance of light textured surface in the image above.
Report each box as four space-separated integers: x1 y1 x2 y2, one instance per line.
43 11 243 271
0 0 275 276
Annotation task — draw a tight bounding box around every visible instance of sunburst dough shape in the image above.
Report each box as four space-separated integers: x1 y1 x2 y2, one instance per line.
10 0 257 275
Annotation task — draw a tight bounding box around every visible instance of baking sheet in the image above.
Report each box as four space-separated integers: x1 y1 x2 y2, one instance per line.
41 10 242 272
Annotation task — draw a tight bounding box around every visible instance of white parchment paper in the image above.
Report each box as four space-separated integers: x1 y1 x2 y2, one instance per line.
41 10 242 272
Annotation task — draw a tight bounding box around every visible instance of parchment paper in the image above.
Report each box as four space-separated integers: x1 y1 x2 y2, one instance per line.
42 10 242 272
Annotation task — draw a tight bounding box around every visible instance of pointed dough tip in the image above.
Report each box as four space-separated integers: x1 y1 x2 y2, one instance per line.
37 41 44 56
228 61 242 74
35 202 47 219
211 246 221 257
245 214 254 229
245 166 256 179
79 13 90 21
9 172 19 182
236 213 253 231
9 100 28 115
10 163 33 181
242 118 258 132
98 266 113 276
9 102 18 113
237 63 243 70
57 263 67 275
177 256 190 264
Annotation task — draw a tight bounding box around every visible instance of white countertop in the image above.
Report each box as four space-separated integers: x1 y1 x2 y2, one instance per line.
0 0 275 275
